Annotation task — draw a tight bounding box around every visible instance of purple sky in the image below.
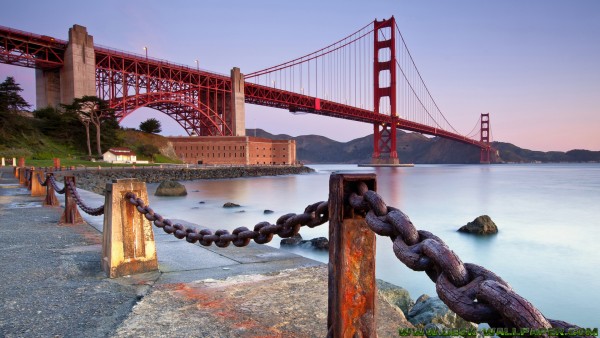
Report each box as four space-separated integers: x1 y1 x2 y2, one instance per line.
1 0 599 151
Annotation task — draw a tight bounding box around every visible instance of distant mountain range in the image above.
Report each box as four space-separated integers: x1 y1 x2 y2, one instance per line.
246 129 600 164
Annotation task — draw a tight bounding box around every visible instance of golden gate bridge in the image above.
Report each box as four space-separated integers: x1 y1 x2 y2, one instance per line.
0 16 492 163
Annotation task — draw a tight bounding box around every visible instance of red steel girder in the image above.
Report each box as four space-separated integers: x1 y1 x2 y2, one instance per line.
0 25 65 69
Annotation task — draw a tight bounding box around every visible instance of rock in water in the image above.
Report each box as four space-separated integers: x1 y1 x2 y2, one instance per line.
223 202 241 208
458 215 498 235
155 181 187 196
280 235 328 250
264 209 274 214
305 237 329 250
280 234 303 246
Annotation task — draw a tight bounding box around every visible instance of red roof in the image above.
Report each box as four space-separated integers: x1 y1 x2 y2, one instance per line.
107 147 135 156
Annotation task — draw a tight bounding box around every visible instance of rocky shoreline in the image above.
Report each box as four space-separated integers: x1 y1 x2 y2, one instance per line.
53 165 314 195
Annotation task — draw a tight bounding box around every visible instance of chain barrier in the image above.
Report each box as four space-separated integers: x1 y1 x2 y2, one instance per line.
30 169 588 332
48 175 66 194
123 192 328 247
350 181 588 333
65 179 105 216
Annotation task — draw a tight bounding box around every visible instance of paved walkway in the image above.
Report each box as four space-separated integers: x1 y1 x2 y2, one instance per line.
0 167 413 337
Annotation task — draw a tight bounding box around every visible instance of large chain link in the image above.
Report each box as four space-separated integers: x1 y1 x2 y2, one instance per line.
351 181 590 334
66 179 105 216
48 175 66 194
124 192 328 248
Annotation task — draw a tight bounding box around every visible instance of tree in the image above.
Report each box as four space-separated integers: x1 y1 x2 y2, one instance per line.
62 96 113 157
139 118 162 134
0 77 31 113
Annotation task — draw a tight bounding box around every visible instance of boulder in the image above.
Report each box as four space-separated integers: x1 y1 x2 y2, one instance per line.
458 215 498 235
376 279 414 315
223 202 241 208
300 237 329 250
280 234 303 246
280 235 328 250
154 181 187 196
407 295 477 333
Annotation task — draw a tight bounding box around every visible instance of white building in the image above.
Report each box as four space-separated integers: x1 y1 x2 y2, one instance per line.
103 147 137 163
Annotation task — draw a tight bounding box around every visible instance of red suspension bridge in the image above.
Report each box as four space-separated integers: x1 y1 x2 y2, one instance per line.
0 16 492 163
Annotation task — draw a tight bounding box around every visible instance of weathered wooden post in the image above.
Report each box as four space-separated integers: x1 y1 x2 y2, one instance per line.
14 166 19 178
53 158 60 171
59 176 84 225
30 169 46 197
328 173 377 338
27 167 34 190
43 173 60 207
102 178 158 278
18 157 24 167
18 167 27 185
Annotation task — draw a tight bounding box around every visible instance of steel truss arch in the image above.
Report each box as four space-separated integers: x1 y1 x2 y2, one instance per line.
110 91 232 136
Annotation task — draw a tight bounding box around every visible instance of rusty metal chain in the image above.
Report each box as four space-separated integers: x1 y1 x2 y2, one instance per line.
124 191 328 248
65 179 105 216
48 175 66 194
351 181 589 334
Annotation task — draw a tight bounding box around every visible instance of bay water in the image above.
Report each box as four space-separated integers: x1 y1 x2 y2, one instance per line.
146 163 600 328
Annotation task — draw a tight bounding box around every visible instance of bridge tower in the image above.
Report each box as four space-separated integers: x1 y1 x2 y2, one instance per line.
36 25 96 108
372 17 399 165
480 113 491 163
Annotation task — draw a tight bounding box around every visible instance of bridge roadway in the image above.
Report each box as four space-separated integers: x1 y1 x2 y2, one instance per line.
0 167 413 337
0 24 489 151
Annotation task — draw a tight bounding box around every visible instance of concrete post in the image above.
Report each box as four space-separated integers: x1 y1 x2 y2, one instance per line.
230 67 246 136
12 158 16 167
328 173 377 337
36 25 96 108
35 69 61 108
1 157 5 166
30 169 46 197
60 25 96 105
59 176 85 225
102 178 158 278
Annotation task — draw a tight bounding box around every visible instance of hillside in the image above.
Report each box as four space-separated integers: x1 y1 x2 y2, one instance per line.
246 129 600 164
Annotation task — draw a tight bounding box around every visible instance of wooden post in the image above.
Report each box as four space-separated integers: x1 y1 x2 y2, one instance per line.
59 176 84 225
18 157 24 167
328 173 377 338
43 173 60 207
53 158 60 171
102 178 158 278
27 167 34 190
30 169 46 197
18 167 27 185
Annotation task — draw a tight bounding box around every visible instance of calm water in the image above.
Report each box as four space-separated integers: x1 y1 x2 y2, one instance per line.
146 163 600 328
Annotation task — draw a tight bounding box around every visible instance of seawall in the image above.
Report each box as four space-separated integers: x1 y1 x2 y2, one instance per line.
53 165 314 195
